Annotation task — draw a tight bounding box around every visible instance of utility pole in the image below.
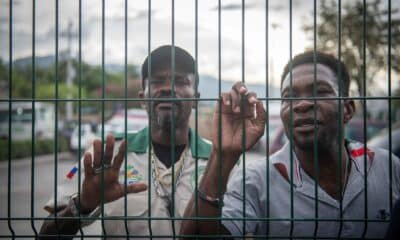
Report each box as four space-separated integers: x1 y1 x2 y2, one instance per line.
61 21 77 121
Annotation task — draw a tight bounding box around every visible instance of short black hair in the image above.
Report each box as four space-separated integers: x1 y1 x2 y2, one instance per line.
281 51 350 96
141 45 197 90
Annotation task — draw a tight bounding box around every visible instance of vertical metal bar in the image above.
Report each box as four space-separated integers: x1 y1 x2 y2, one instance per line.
147 0 154 238
241 0 246 238
217 0 223 235
30 0 38 236
194 0 199 236
288 0 294 238
312 0 319 238
170 1 176 238
7 0 15 237
100 0 106 237
217 0 222 233
264 0 270 236
77 0 84 238
336 0 344 238
124 0 129 238
361 0 368 238
387 0 393 214
54 0 60 233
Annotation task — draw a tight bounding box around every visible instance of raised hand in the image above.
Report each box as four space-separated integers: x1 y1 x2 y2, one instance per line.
212 82 266 163
79 135 147 213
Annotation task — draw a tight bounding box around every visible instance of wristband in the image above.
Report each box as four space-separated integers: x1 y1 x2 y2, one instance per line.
197 189 223 207
68 193 100 227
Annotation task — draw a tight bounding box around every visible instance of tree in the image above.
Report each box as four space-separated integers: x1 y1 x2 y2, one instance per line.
302 0 400 96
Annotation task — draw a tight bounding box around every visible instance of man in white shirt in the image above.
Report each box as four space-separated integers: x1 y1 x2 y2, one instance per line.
181 51 400 239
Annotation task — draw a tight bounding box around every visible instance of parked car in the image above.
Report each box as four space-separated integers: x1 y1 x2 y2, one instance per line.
0 102 55 140
368 123 400 158
344 118 387 143
100 108 148 136
70 123 98 153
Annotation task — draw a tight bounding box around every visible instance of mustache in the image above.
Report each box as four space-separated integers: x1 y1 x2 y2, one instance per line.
151 94 182 107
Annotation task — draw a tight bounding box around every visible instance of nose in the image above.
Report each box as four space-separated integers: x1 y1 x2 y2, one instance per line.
156 80 176 96
293 99 314 113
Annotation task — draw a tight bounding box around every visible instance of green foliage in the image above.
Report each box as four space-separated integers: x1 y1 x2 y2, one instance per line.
0 59 139 99
0 137 69 161
0 59 8 80
302 0 400 96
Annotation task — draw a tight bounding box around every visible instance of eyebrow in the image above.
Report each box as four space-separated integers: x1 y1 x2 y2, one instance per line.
281 79 337 94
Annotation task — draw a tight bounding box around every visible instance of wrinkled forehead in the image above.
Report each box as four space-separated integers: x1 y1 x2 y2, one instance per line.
281 63 339 95
149 68 194 79
147 62 194 77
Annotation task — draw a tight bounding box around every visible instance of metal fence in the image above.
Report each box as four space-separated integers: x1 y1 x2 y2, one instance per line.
1 0 400 239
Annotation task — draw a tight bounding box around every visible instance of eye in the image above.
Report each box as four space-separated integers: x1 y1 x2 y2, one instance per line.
316 88 332 95
175 76 191 86
149 78 163 86
281 92 295 103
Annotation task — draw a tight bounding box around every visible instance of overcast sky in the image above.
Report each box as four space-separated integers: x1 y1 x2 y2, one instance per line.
0 0 398 89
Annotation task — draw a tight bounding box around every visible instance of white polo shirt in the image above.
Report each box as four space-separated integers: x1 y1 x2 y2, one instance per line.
44 127 211 239
222 140 400 239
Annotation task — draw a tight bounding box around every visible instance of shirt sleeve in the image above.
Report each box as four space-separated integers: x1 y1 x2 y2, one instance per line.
392 154 400 200
221 162 264 237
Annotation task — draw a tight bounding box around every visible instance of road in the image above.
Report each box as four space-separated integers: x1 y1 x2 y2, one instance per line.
0 151 264 239
0 152 78 238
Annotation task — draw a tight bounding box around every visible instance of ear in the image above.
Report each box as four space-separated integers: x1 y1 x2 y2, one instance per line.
138 90 147 109
343 99 355 124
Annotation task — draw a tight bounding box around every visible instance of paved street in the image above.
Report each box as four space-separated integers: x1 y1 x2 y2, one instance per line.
0 151 265 239
0 152 78 238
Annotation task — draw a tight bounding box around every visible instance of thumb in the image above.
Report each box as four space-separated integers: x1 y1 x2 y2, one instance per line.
125 182 147 194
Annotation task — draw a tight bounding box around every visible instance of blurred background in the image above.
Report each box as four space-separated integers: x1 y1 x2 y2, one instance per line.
0 0 400 237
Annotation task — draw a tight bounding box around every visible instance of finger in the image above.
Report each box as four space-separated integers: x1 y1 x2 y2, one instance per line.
231 82 247 95
255 101 267 130
104 134 115 165
241 92 258 118
220 93 233 114
92 139 102 169
83 152 94 178
246 92 258 105
231 82 250 113
229 88 241 113
112 140 126 171
125 183 147 194
221 92 232 106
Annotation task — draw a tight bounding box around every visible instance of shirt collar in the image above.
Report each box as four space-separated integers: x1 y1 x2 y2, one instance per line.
346 140 375 176
271 140 376 186
271 142 302 188
124 127 212 159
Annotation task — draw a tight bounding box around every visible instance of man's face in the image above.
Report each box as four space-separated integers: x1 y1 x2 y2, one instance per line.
280 63 354 151
139 67 197 130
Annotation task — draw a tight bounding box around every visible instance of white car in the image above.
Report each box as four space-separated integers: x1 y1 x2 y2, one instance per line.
70 124 97 153
100 108 148 135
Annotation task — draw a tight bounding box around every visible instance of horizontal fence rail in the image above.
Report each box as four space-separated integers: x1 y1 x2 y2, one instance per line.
0 0 399 239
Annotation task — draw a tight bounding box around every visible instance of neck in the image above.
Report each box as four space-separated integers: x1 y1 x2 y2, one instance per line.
151 124 190 146
294 142 350 199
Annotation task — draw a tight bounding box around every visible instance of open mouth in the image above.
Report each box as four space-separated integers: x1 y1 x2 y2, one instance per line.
155 101 180 110
294 118 321 131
